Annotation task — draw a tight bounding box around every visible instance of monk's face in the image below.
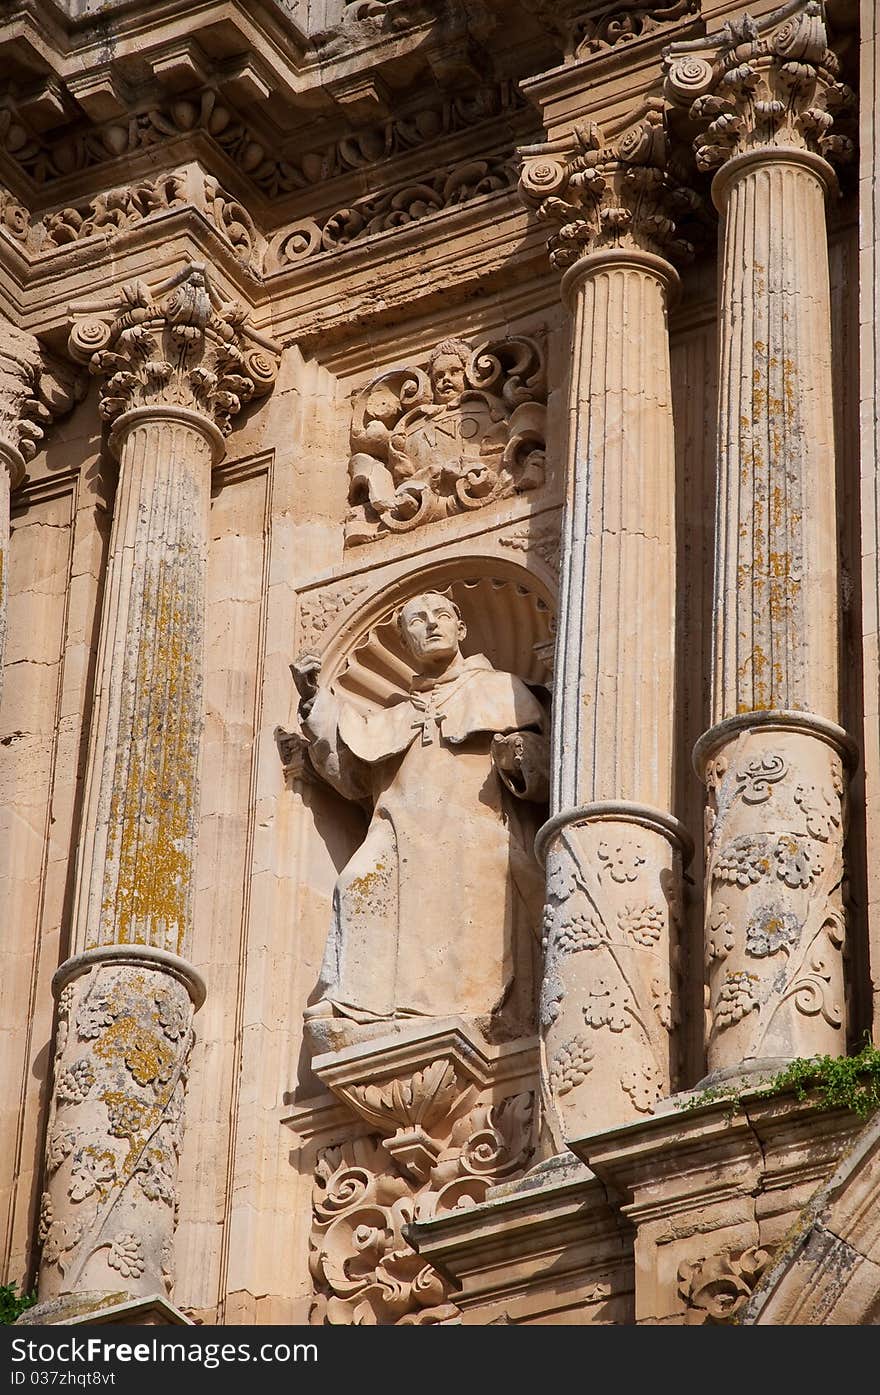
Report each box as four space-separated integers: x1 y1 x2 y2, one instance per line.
399 595 464 667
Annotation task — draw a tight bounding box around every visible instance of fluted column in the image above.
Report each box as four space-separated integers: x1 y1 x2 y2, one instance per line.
520 103 696 1140
666 0 857 1079
33 265 277 1314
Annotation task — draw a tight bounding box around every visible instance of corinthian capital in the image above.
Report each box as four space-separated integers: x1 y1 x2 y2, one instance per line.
67 263 279 441
0 323 85 487
518 98 702 270
663 0 855 172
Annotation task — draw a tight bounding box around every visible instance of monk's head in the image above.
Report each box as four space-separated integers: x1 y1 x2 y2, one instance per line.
397 591 466 668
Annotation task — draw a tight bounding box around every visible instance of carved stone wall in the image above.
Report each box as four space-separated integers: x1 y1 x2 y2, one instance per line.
0 0 873 1332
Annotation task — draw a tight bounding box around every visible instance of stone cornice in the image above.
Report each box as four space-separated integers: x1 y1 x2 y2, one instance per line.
67 262 279 438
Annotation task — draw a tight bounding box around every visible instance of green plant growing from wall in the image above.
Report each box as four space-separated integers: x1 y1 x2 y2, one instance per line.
674 1040 880 1120
0 1283 36 1325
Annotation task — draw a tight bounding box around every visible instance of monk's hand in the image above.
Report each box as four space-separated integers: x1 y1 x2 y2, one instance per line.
491 733 526 794
491 732 549 802
292 650 322 719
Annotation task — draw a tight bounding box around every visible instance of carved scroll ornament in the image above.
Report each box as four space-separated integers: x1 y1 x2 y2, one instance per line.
309 1091 534 1324
345 335 546 545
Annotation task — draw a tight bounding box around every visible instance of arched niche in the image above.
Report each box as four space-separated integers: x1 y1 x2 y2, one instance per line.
314 557 556 713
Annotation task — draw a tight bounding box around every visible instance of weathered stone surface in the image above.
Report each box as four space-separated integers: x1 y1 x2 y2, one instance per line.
0 0 875 1330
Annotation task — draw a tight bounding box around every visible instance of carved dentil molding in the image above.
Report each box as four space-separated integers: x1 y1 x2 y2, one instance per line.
663 0 855 174
67 263 279 441
518 98 703 269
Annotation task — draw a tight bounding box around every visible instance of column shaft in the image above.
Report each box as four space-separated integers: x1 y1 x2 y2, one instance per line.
71 411 213 958
699 150 852 1076
713 154 839 721
540 251 689 1139
37 406 215 1305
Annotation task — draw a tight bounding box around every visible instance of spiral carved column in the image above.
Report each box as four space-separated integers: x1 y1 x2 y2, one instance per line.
520 103 697 1139
666 0 857 1079
32 265 277 1315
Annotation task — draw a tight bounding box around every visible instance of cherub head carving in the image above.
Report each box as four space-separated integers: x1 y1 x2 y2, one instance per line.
426 339 470 405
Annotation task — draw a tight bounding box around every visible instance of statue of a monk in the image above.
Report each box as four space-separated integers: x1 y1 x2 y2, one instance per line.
293 591 548 1030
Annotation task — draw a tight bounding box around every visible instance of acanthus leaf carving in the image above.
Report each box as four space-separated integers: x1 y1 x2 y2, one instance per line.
664 1 856 172
0 325 86 487
345 334 546 545
518 98 705 268
68 262 279 437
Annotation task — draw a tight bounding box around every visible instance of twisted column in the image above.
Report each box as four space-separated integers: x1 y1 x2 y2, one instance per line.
520 102 696 1139
666 0 857 1078
33 265 277 1314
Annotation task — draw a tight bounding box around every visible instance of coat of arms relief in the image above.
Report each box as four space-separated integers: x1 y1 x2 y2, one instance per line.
345 334 547 545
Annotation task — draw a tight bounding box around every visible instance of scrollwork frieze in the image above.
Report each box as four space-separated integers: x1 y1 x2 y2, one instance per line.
266 151 519 270
524 0 699 61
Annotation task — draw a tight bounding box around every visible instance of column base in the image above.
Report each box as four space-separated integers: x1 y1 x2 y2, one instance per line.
16 1292 193 1326
691 1057 796 1094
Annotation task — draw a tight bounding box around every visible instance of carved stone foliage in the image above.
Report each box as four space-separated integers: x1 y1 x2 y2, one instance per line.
344 335 546 545
525 0 699 61
499 520 560 572
678 1246 772 1323
541 819 681 1136
0 185 30 244
67 263 278 437
42 174 187 249
266 152 518 269
664 1 855 172
0 80 524 197
0 323 85 484
519 98 703 268
298 579 370 645
39 964 194 1301
702 726 848 1068
309 1089 534 1325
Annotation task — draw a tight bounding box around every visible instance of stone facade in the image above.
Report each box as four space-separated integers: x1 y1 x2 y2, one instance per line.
0 0 877 1327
